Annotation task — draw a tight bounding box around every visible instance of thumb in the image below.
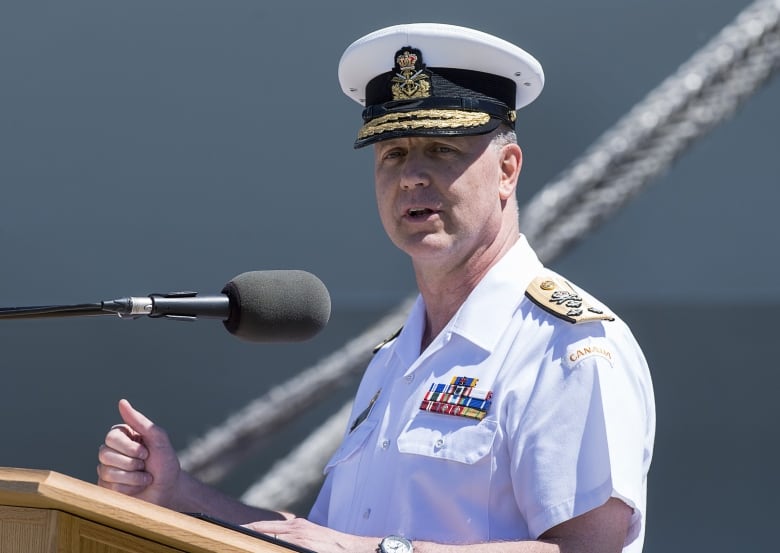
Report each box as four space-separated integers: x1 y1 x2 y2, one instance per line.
118 398 171 450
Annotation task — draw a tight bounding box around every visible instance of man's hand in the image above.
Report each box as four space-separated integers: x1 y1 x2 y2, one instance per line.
243 497 632 553
97 398 182 508
244 517 378 553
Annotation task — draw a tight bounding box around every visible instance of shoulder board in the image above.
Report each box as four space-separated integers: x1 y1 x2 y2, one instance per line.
373 326 403 354
525 274 615 324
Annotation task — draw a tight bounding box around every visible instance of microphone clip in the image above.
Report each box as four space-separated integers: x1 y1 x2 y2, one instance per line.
147 291 199 321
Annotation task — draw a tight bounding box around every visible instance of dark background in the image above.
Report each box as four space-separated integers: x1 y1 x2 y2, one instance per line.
1 2 778 551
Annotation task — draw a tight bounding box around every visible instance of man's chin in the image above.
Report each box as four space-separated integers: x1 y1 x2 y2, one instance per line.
396 235 457 261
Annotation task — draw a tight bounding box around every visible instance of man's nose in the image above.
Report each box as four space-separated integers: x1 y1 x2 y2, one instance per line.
399 154 430 190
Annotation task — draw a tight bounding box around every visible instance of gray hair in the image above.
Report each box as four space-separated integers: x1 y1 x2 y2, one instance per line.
491 126 518 149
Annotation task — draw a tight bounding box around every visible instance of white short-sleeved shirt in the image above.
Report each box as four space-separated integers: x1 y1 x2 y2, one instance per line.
309 236 655 552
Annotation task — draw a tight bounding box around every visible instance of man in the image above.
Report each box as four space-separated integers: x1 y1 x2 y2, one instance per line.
97 23 655 553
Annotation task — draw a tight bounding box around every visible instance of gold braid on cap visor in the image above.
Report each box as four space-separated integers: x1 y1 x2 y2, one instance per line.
357 109 492 140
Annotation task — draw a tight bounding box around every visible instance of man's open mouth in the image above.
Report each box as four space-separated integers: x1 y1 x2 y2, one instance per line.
407 208 436 218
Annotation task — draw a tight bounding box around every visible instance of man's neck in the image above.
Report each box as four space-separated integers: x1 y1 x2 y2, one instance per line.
414 233 519 351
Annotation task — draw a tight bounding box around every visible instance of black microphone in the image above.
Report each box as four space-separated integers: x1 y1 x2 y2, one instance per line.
221 270 331 342
0 270 331 343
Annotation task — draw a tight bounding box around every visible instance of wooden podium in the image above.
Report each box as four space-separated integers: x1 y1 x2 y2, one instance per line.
0 467 298 552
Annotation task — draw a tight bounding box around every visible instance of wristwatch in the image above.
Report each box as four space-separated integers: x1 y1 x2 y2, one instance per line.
377 535 414 553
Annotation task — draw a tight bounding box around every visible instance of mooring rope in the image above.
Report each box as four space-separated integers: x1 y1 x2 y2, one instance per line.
177 0 780 510
179 297 414 483
520 0 780 261
239 401 354 509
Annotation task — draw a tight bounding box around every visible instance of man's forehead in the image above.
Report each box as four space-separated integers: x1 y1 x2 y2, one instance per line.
373 133 494 149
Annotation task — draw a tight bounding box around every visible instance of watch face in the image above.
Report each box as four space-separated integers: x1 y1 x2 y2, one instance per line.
381 536 413 553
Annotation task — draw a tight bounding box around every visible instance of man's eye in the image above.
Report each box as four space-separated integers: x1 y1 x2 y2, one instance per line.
434 145 456 153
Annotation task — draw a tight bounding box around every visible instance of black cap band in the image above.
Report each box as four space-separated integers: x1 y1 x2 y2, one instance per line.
356 66 517 148
365 67 517 109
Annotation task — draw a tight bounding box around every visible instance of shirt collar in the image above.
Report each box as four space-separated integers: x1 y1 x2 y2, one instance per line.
393 235 543 364
449 235 542 351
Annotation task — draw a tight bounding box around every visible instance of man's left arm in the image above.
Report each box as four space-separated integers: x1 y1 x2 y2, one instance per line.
245 497 631 553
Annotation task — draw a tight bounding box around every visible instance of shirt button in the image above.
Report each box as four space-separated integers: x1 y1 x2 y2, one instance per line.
381 439 390 449
405 374 414 383
363 508 371 519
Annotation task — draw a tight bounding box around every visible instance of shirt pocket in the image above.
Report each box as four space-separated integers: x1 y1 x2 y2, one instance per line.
323 417 378 475
397 415 498 465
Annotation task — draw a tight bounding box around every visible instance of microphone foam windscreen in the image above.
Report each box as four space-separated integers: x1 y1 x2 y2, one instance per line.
221 270 331 342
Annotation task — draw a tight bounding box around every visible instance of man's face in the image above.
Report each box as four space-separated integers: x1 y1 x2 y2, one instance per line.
373 133 518 267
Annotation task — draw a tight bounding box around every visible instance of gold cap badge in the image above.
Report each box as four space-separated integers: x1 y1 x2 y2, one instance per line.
391 47 431 100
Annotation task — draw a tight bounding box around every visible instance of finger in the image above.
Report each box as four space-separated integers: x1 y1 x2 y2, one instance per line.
118 398 171 450
103 427 150 461
97 474 150 497
243 520 287 534
96 463 152 488
109 423 143 442
98 444 146 472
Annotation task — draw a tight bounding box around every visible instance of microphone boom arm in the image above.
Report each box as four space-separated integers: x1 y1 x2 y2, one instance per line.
0 293 230 321
0 303 107 319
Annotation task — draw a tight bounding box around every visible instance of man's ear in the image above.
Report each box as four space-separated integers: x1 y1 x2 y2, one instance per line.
498 143 522 201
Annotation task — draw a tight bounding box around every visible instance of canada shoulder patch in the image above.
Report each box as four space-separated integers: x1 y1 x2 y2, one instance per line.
565 341 616 369
525 274 615 324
